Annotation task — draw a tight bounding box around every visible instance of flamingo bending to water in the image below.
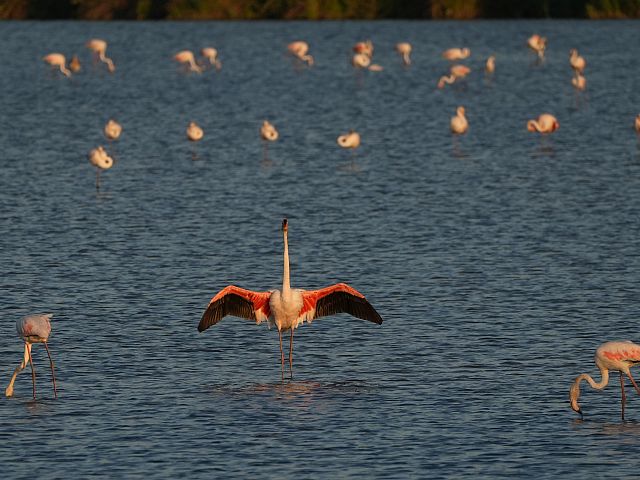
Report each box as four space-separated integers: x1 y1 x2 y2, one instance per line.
450 106 468 134
527 34 546 59
201 47 222 70
437 65 471 89
569 49 586 74
442 48 470 61
43 53 71 77
570 341 640 420
104 119 122 141
396 43 412 66
6 314 57 399
86 39 115 73
527 114 559 134
174 50 202 73
198 219 383 380
288 41 314 66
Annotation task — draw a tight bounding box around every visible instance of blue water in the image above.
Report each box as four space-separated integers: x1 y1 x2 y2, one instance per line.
1 19 640 478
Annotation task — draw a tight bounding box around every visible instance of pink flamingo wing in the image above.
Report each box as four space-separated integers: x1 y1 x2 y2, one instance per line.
198 286 272 332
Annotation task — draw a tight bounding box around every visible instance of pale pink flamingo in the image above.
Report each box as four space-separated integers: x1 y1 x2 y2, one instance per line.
485 55 495 74
337 130 361 150
70 54 81 73
352 53 371 69
572 72 586 90
569 49 586 74
104 119 122 141
437 64 471 89
450 106 468 134
198 219 383 380
6 314 57 399
260 120 278 160
174 50 202 73
353 40 373 58
89 146 114 190
396 42 412 66
86 38 115 73
287 41 314 66
527 34 546 59
527 114 559 134
635 115 640 133
442 48 470 61
187 121 203 141
570 341 640 420
43 53 71 77
201 47 222 70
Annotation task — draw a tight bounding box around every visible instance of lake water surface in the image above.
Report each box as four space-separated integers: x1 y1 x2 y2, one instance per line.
1 20 640 479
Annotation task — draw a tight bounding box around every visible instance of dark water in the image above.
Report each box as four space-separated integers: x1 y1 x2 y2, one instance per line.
1 20 640 478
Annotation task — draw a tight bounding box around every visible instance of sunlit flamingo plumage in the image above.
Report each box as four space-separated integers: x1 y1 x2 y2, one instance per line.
70 54 81 73
104 119 122 141
438 64 471 89
187 121 203 141
527 34 546 59
86 38 115 73
572 72 586 90
569 49 586 74
527 114 559 134
450 106 468 134
442 48 470 61
201 47 222 70
174 50 202 73
485 55 495 74
396 42 412 66
288 41 314 66
89 145 114 190
43 53 71 77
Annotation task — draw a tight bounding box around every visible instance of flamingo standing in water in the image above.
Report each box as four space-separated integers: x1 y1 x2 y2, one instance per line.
450 106 468 134
174 50 202 73
89 146 114 190
187 122 204 141
570 341 640 420
527 114 559 134
569 49 586 74
572 72 586 91
6 314 57 399
288 41 314 66
485 55 495 74
442 48 470 61
337 130 361 151
438 64 471 89
396 42 412 66
198 219 383 380
86 39 115 73
70 54 81 73
201 47 222 70
104 119 122 141
353 40 373 58
260 120 278 160
43 53 71 77
527 34 546 60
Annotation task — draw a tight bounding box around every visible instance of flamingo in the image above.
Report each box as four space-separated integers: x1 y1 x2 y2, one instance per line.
353 40 373 58
570 341 640 420
174 50 202 73
198 219 383 380
43 53 71 77
437 64 471 89
572 72 586 90
89 146 114 190
635 115 640 133
485 55 495 74
337 130 361 150
527 34 546 59
442 48 470 61
104 119 122 141
287 41 314 66
5 314 57 399
450 106 468 134
187 121 203 141
70 54 81 73
201 47 222 70
396 42 412 66
569 49 586 74
260 120 278 160
527 114 559 134
86 38 115 73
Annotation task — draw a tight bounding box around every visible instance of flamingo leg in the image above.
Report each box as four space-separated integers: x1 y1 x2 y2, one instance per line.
278 330 285 382
620 372 627 420
27 343 36 399
289 328 294 380
263 141 268 162
44 342 58 398
626 369 640 396
96 169 101 191
5 343 30 397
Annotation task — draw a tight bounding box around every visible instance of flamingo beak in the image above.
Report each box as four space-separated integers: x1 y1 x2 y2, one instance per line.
282 218 288 232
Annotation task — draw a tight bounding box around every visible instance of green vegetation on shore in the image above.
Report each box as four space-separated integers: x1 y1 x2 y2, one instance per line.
2 0 640 19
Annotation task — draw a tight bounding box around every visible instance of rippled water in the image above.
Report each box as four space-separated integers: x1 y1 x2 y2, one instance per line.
1 19 640 478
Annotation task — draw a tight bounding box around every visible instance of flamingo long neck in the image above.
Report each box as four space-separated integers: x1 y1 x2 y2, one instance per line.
282 230 291 295
571 364 610 411
528 120 541 132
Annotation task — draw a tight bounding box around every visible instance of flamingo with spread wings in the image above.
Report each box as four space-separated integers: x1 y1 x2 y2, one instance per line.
198 219 383 380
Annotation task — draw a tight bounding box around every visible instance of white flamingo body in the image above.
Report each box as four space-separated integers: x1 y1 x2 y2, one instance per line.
288 41 314 66
174 50 202 73
104 119 122 140
43 53 71 77
198 219 383 379
570 49 586 74
89 145 114 190
570 341 640 419
352 53 371 69
572 72 586 90
261 120 278 141
6 314 57 399
86 38 115 72
396 42 412 65
337 131 361 149
527 113 559 134
450 106 468 134
438 64 471 89
201 47 222 70
442 48 470 61
527 34 546 59
187 122 203 141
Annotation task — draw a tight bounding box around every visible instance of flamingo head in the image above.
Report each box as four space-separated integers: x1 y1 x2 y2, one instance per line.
569 381 583 418
457 106 466 116
526 120 537 132
282 218 288 232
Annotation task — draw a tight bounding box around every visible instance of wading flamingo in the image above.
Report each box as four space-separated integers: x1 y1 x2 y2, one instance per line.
104 119 122 141
396 42 412 66
260 120 278 160
635 115 640 133
198 219 383 380
201 47 222 70
70 54 81 73
437 64 471 89
187 121 203 141
572 72 586 90
442 48 470 61
337 130 361 150
570 341 640 420
89 146 114 190
86 39 115 73
43 53 71 77
450 106 468 134
569 49 586 74
527 34 546 59
527 114 559 134
353 40 373 58
6 314 57 399
485 55 495 74
174 50 202 73
288 41 314 66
